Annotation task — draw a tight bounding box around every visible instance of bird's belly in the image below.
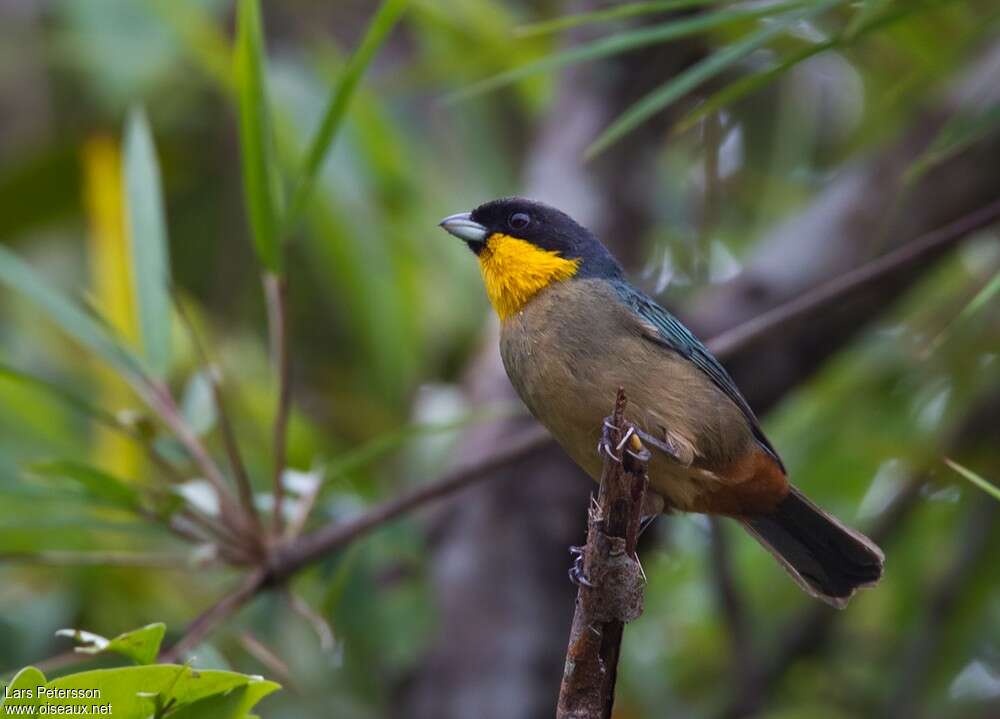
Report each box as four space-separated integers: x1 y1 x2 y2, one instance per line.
499 281 749 512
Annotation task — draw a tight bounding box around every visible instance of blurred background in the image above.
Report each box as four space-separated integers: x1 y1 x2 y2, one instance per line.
1 1 999 717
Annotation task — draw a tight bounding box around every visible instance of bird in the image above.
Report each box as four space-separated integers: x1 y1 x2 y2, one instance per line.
439 197 884 608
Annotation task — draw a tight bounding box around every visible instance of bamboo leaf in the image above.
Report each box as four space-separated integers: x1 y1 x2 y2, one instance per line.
28 459 141 510
516 0 748 37
449 0 808 103
235 0 282 273
287 0 408 225
944 458 1000 503
123 107 173 379
586 0 841 158
907 102 1000 184
674 41 833 135
0 246 145 379
0 362 122 430
673 0 939 134
956 270 1000 322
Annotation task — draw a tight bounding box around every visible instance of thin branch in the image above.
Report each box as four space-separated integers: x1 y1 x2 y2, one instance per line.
265 273 292 536
269 424 551 580
142 380 246 534
158 568 268 663
286 590 335 652
706 197 1000 358
161 425 551 661
239 632 299 692
283 469 323 541
173 508 257 564
173 293 261 537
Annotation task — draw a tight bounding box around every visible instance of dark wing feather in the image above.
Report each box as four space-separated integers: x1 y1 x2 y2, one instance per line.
612 280 785 472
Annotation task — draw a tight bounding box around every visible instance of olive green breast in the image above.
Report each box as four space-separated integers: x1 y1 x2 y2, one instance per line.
499 278 756 510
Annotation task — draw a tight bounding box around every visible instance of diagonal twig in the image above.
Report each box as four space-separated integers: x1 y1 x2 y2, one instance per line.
158 568 268 663
265 273 292 536
706 197 1000 358
173 292 261 539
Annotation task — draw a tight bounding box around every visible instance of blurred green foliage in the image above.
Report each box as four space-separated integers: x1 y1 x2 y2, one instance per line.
0 1 998 718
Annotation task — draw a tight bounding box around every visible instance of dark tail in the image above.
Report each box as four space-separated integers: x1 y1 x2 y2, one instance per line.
741 487 884 608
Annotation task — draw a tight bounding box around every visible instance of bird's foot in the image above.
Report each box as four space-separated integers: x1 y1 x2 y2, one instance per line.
598 420 643 460
634 428 686 465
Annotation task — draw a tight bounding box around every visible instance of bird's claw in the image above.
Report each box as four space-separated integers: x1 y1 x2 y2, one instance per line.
568 549 595 587
598 419 624 463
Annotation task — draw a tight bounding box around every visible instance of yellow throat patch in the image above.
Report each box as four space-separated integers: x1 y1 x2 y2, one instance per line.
477 233 580 320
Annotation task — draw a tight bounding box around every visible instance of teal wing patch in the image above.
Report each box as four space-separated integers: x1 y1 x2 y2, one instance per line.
611 280 784 472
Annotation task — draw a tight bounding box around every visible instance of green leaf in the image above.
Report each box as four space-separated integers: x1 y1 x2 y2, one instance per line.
673 0 938 134
235 0 282 273
28 459 140 510
287 0 408 225
0 666 46 710
0 246 145 379
56 623 166 665
956 270 1000 322
844 0 892 39
585 0 842 158
40 665 279 716
165 680 279 719
516 0 746 37
907 102 1000 184
123 106 173 379
181 369 218 436
449 0 808 102
945 458 1000 503
0 362 122 430
673 40 834 135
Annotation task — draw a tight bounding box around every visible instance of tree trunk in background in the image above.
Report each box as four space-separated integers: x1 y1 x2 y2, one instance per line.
399 29 1000 719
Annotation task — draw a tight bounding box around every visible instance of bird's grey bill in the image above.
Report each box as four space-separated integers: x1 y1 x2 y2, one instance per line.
439 212 488 244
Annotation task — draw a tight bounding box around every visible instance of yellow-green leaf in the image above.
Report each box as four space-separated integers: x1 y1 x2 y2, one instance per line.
56 623 166 665
945 458 1000 503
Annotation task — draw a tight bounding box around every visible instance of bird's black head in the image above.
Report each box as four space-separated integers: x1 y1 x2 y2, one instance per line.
439 197 623 279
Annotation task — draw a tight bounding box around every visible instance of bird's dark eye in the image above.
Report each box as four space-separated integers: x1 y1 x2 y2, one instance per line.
509 212 530 231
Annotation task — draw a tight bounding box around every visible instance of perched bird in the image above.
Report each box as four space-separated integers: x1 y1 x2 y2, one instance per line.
440 197 883 608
